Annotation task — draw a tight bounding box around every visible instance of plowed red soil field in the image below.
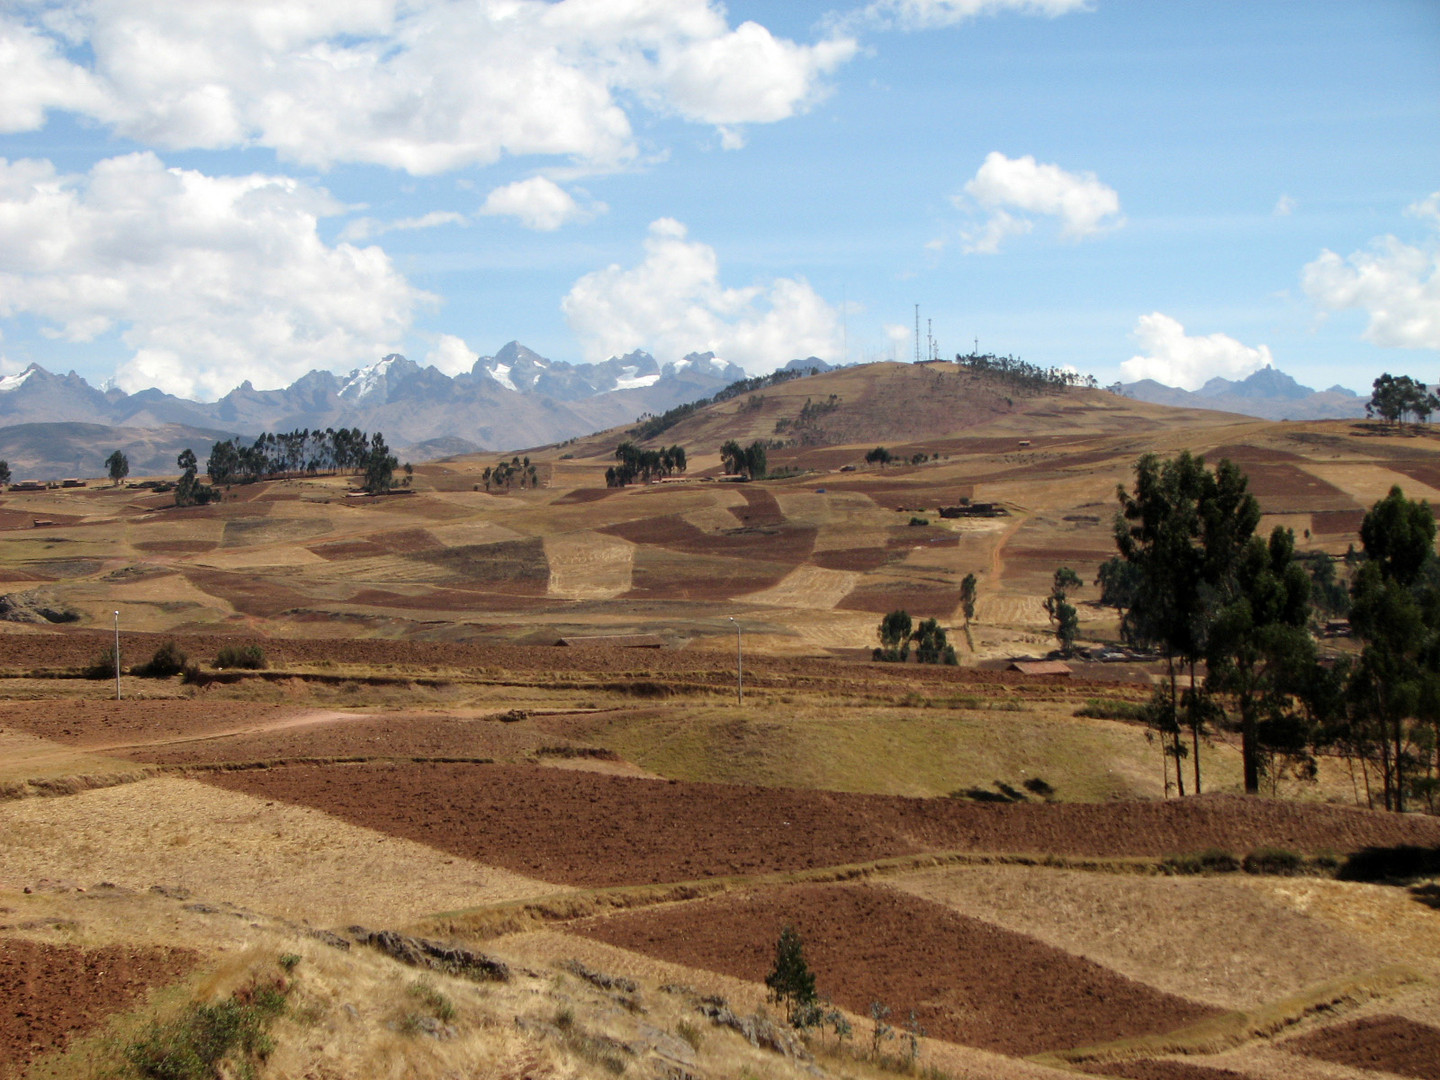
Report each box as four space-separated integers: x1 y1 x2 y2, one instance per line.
1087 1061 1251 1079
570 883 1220 1055
0 938 197 1077
0 631 1061 688
0 699 297 748
200 763 1440 887
1285 1014 1440 1079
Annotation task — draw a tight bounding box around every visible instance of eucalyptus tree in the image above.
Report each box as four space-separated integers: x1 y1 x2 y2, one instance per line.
1347 486 1440 811
1115 452 1261 795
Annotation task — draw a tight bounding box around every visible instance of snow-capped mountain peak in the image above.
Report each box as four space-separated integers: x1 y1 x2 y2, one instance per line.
338 353 416 402
0 364 39 394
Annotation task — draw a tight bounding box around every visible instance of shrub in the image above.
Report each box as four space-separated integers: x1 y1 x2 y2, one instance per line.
1163 849 1240 875
83 644 120 680
909 516 930 527
1242 848 1304 876
132 641 188 678
1074 698 1148 722
1337 845 1440 882
675 1019 703 1050
125 973 289 1080
215 644 268 670
408 979 455 1022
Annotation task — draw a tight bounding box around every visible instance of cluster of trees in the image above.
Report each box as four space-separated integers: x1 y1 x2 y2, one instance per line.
205 428 404 495
1106 451 1440 811
1367 373 1438 425
175 449 220 506
865 446 892 467
720 439 768 480
206 429 394 486
955 351 1099 391
483 456 540 491
605 442 686 487
0 460 9 488
873 609 958 665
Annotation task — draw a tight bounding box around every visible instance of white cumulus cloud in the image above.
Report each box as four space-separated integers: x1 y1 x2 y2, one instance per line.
0 153 427 399
425 333 479 376
957 152 1122 253
562 218 840 373
339 211 468 243
863 0 1090 29
0 1 857 175
1301 192 1440 350
1120 313 1274 390
479 177 600 231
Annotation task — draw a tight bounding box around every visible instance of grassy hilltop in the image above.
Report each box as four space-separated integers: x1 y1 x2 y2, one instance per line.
2 361 1440 1079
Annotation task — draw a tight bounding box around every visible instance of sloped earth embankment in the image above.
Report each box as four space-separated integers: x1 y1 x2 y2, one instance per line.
569 882 1222 1056
202 762 1440 888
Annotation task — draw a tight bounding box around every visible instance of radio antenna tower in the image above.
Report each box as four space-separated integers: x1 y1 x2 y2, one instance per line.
914 304 921 364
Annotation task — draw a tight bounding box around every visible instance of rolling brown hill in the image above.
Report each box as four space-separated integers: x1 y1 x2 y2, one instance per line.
2 360 1438 663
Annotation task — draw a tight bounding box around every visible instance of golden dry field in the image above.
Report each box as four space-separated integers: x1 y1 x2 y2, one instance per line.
3 364 1440 1080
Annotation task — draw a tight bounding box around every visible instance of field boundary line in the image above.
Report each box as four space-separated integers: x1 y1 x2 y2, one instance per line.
415 850 1192 940
1029 965 1429 1070
0 755 500 800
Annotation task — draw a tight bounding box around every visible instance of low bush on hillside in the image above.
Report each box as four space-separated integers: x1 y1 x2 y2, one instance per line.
215 644 268 670
1162 849 1240 875
1337 845 1440 882
1073 698 1148 722
1243 847 1306 876
132 641 189 678
83 645 120 680
125 964 292 1079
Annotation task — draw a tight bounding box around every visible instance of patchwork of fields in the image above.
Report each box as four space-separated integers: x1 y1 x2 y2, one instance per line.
3 373 1440 1078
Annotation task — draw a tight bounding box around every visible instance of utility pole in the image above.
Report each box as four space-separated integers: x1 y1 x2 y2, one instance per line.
113 610 121 700
728 617 742 705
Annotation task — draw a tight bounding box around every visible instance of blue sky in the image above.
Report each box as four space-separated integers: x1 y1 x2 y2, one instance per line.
0 0 1436 401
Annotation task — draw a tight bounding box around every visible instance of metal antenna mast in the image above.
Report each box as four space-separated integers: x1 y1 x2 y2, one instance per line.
914 305 921 364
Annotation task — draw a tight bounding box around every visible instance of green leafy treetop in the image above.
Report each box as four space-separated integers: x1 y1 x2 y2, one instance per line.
765 925 818 1028
105 449 129 485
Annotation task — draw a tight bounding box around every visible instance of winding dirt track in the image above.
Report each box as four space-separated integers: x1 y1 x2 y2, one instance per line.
202 762 1440 888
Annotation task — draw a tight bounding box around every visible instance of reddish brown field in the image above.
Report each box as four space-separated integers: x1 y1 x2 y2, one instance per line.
1086 1062 1251 1080
813 547 895 572
0 630 1072 691
1284 1014 1440 1079
839 583 964 618
1235 463 1357 510
0 938 197 1077
570 882 1220 1055
0 699 298 748
200 763 1440 888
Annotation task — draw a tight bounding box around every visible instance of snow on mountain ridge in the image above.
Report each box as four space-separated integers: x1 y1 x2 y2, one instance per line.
0 366 38 393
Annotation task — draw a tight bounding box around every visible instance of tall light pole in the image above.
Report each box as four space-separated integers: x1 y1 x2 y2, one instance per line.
728 616 742 705
113 610 121 701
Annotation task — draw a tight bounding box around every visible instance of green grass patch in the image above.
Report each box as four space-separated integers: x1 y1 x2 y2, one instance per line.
520 704 1243 800
124 965 292 1080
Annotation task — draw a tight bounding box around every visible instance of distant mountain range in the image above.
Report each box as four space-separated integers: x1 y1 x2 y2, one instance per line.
0 344 831 479
1117 366 1368 421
